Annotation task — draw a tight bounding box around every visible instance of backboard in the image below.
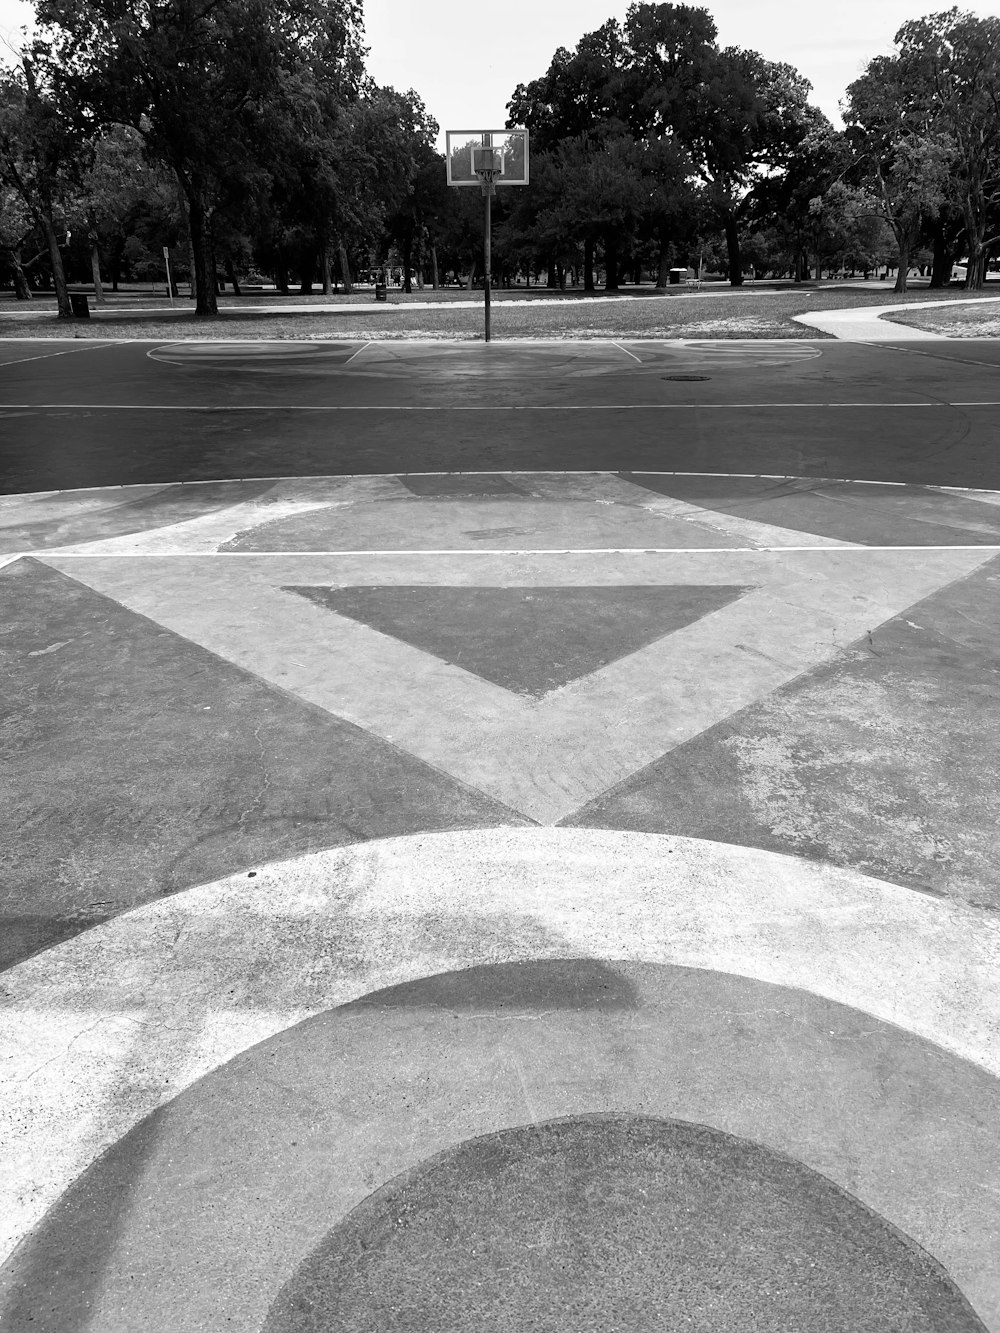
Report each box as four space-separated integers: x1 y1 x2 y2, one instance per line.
446 129 529 187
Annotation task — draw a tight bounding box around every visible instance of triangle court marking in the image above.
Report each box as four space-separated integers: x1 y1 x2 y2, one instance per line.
42 546 998 824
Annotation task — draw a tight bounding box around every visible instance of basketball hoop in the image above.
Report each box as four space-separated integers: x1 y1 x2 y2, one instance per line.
471 145 503 197
445 129 530 342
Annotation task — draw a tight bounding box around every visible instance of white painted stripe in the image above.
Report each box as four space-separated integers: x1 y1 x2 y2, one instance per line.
0 342 118 367
1 827 997 1264
343 340 374 362
0 401 973 410
20 544 1000 556
612 340 643 362
3 471 997 501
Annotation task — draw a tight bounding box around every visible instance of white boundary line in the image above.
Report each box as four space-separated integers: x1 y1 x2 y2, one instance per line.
0 341 119 367
1 401 990 410
343 340 374 363
4 469 999 498
611 340 643 362
14 545 1000 557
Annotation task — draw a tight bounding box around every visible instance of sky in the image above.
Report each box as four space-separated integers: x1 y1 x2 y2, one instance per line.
4 0 1000 148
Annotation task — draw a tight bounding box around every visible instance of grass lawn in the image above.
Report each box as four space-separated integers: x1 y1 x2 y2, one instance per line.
2 283 998 341
880 297 1000 337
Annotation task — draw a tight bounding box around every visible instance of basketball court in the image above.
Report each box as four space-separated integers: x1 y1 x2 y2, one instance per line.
2 331 999 1331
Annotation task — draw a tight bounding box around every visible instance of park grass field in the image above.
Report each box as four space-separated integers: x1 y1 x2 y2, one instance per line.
1 283 998 340
882 299 1000 337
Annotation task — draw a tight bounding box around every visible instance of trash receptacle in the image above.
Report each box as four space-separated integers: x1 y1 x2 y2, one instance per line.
668 267 686 286
70 293 90 317
374 281 387 301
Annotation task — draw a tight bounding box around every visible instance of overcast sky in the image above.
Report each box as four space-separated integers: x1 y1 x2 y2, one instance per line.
5 0 1000 146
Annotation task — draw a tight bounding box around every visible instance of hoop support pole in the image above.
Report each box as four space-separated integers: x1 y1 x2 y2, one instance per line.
484 180 491 343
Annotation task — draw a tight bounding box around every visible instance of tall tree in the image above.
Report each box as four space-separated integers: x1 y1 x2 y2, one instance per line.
34 0 366 314
845 53 957 292
895 9 1000 288
0 57 77 316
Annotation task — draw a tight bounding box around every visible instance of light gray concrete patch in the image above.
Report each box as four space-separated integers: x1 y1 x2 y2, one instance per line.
1 827 998 1269
42 547 996 822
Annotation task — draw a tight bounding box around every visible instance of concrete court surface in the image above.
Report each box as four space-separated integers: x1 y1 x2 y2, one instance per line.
1 336 1000 1331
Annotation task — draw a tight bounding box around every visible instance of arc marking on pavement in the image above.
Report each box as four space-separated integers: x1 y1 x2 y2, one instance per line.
0 470 943 494
1 827 997 1266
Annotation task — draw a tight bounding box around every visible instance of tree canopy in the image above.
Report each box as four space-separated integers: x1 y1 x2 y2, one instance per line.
2 1 999 306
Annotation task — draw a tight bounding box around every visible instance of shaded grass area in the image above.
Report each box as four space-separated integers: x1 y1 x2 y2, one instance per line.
0 284 995 341
882 296 1000 337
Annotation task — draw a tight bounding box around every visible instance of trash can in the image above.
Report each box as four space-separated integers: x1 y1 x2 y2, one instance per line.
70 293 90 317
374 281 387 301
668 267 686 286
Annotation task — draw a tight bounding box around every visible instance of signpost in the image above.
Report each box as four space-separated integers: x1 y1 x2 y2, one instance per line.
445 129 529 343
163 246 174 305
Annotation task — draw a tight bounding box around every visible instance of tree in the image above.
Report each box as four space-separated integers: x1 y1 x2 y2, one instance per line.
508 5 825 288
34 0 367 314
894 9 1000 288
845 55 956 292
685 48 821 285
380 89 440 292
0 57 77 316
0 182 35 298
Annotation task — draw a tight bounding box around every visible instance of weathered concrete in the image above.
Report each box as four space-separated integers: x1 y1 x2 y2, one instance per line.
3 952 997 1330
3 339 1000 1332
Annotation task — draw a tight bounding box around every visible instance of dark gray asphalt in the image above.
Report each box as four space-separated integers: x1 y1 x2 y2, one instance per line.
1 337 999 492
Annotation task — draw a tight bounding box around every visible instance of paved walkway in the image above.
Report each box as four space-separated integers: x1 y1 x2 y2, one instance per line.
796 294 1000 339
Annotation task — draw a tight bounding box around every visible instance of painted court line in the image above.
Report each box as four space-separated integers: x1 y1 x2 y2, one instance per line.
343 340 374 363
4 470 996 498
21 544 1000 556
0 342 119 368
612 340 643 363
0 401 990 410
3 827 998 1265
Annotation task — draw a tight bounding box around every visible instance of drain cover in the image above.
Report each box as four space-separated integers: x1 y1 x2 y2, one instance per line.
662 374 710 381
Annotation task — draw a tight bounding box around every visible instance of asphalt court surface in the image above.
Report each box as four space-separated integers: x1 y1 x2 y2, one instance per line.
3 335 1000 490
2 336 1000 1331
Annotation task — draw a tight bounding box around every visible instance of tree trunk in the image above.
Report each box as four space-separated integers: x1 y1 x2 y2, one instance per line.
584 236 595 292
893 239 910 294
186 233 197 302
225 256 242 296
89 236 106 304
655 245 669 289
546 257 557 288
321 247 332 295
187 194 218 314
603 232 619 291
338 244 353 294
724 214 743 287
402 230 413 294
965 245 986 290
298 247 316 295
929 220 952 288
8 248 32 299
38 212 72 318
431 244 439 290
